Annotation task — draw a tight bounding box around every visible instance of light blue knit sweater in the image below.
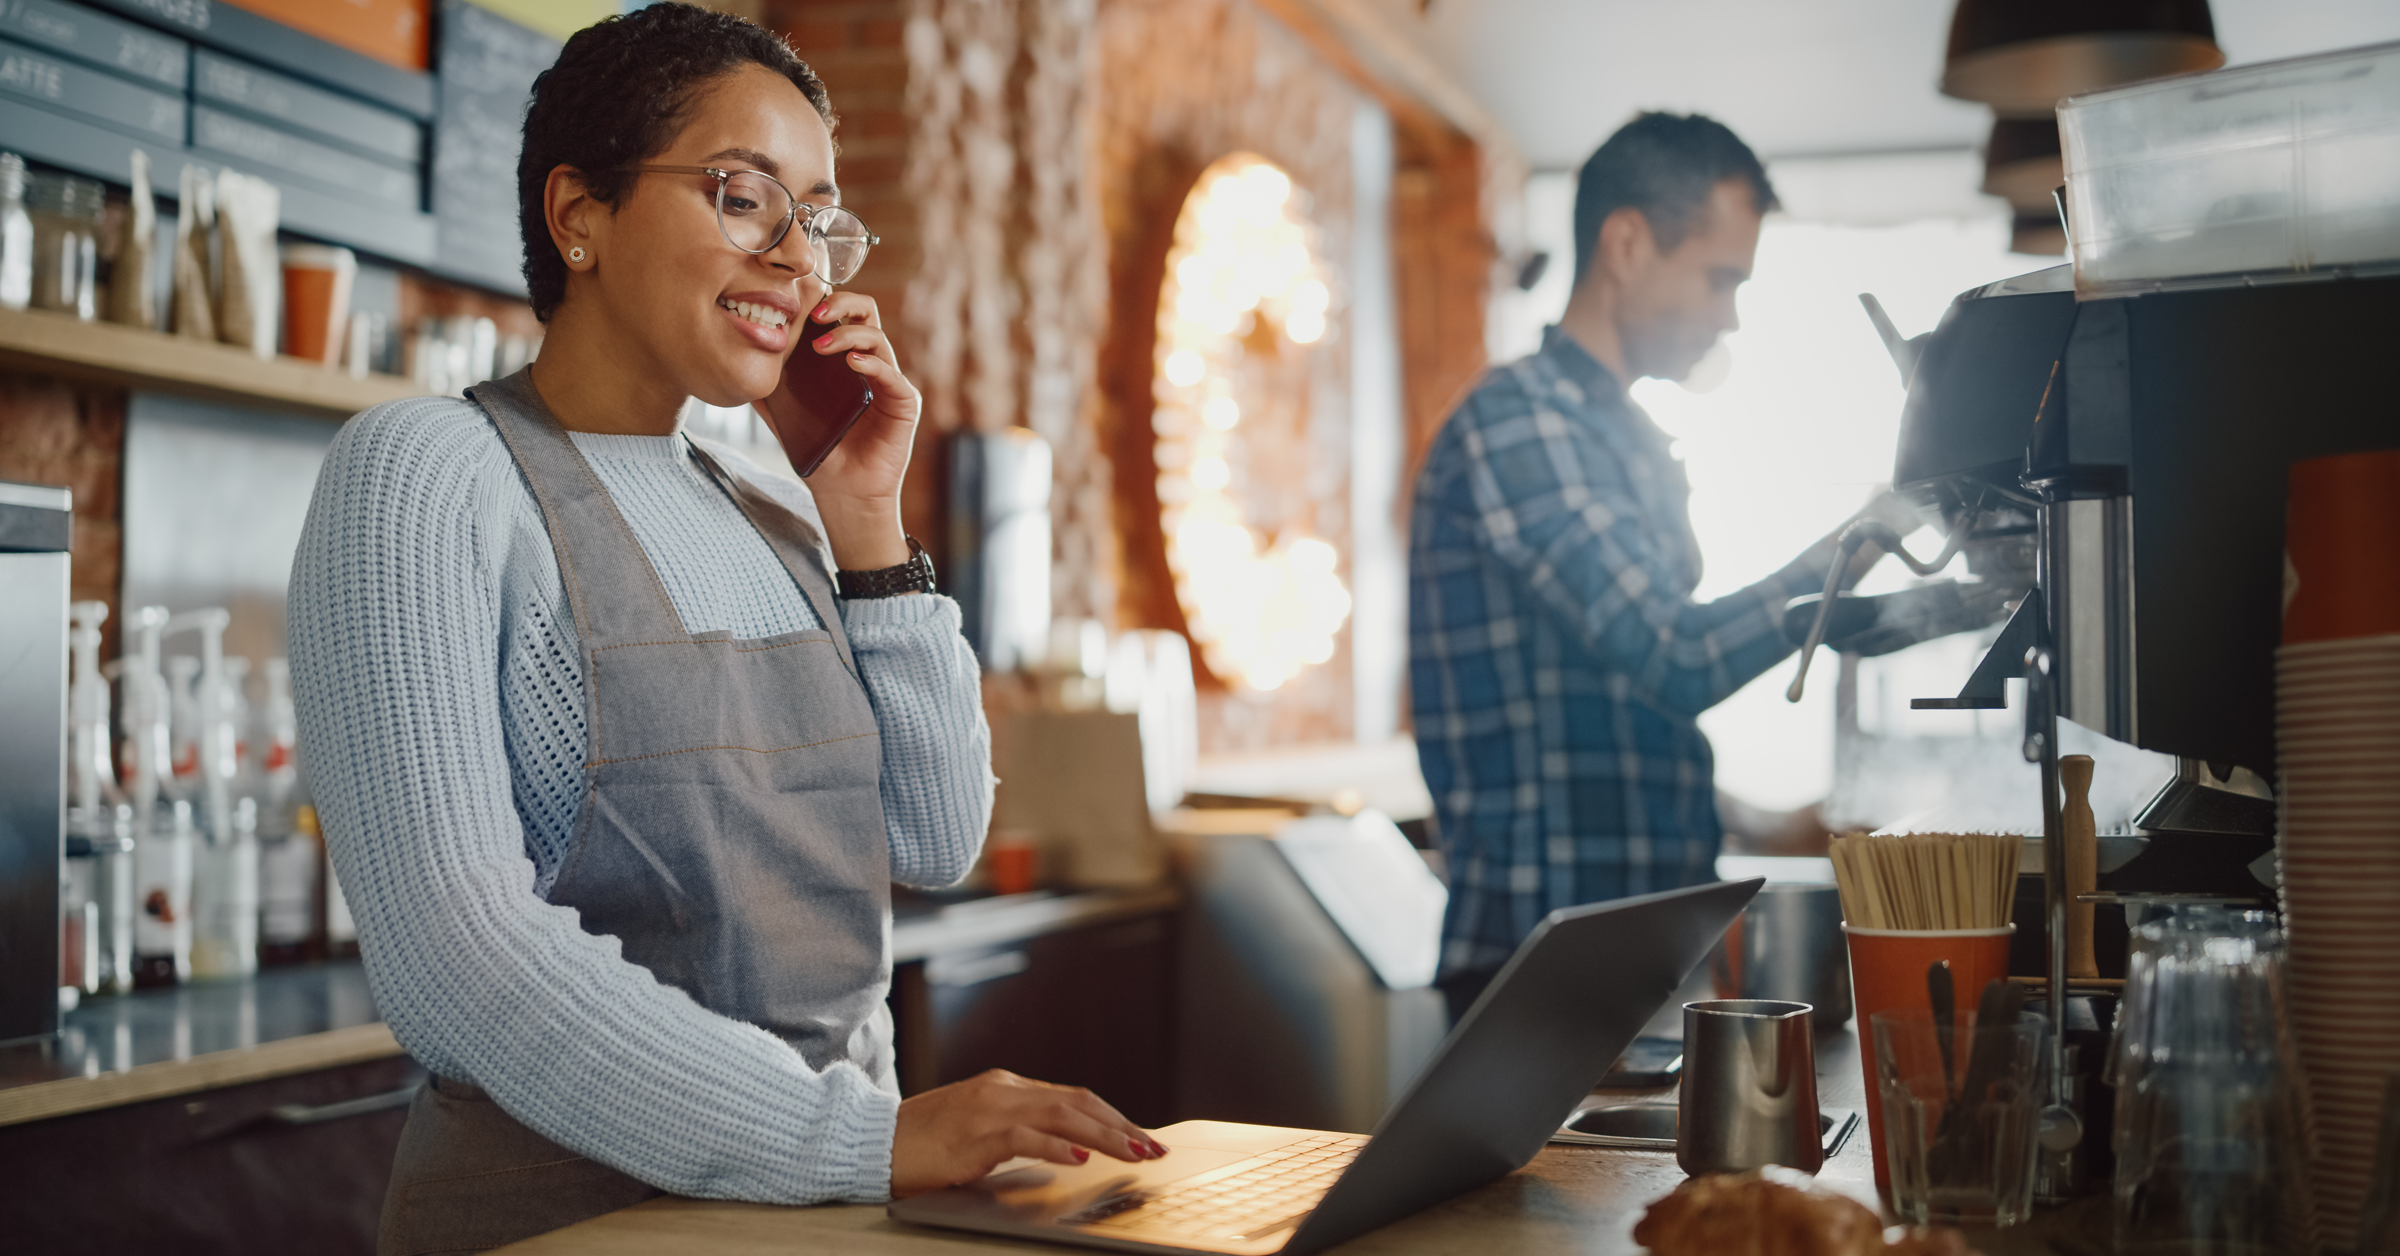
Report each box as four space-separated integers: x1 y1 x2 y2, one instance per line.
286 396 994 1205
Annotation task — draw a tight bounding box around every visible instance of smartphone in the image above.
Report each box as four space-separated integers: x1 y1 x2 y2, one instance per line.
768 317 875 478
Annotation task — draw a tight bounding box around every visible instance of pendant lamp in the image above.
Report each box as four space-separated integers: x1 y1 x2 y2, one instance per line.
1981 116 2063 211
1941 0 2224 116
2011 212 2067 257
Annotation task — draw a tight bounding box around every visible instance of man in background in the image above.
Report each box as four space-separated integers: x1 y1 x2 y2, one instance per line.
1408 112 1895 1018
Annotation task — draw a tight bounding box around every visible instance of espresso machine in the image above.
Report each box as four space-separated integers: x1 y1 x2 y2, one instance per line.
1846 257 2400 1188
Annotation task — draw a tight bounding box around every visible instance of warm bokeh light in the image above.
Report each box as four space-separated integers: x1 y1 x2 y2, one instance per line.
1153 154 1348 692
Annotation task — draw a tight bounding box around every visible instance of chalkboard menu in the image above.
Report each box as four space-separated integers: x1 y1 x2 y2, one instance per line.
0 0 187 90
430 0 554 295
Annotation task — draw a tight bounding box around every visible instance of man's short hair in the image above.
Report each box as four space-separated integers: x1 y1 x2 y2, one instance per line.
1571 112 1777 286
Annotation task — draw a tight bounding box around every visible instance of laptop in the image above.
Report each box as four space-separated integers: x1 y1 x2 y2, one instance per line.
889 876 1762 1255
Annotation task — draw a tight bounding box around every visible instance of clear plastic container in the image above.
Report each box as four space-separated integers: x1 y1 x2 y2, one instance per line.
2059 40 2400 294
25 170 103 319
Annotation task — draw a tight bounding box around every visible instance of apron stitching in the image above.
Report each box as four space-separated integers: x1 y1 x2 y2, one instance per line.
591 636 836 656
400 1153 597 1191
584 729 878 767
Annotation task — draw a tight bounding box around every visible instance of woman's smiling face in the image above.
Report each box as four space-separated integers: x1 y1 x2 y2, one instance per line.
562 62 838 409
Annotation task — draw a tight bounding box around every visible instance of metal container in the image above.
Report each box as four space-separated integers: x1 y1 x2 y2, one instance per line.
1679 999 1823 1176
0 479 71 1043
1738 883 1853 1026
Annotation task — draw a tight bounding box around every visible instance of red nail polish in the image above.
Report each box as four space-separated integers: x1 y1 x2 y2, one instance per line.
1150 1141 1169 1157
1072 1147 1090 1163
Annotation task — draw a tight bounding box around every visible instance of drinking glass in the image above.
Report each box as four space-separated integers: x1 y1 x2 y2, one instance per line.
2111 909 2312 1256
1873 1008 2046 1227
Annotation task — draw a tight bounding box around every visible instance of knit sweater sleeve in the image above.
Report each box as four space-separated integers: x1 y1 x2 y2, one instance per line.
287 401 898 1203
841 594 996 888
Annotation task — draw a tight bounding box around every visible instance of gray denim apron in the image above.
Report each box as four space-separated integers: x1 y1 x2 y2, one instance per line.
376 369 893 1256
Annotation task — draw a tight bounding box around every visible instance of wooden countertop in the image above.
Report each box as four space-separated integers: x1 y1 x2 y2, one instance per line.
0 959 399 1128
491 1143 1797 1256
0 1022 404 1127
0 887 1181 1128
492 1027 2066 1256
892 885 1182 962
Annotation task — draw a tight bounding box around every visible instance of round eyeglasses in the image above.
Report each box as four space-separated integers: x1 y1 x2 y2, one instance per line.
630 165 878 285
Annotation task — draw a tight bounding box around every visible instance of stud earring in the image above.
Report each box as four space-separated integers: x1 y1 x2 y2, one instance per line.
570 246 586 263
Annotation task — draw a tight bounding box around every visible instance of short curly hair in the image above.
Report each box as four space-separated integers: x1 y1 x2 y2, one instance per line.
518 3 836 321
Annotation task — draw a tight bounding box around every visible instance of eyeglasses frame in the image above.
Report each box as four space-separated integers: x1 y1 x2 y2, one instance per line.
627 164 879 281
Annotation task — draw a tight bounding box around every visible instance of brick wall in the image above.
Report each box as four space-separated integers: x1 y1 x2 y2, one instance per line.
772 0 1497 751
770 1 947 549
0 377 125 658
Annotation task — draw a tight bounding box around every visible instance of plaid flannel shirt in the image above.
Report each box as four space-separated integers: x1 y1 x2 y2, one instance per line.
1409 326 1835 977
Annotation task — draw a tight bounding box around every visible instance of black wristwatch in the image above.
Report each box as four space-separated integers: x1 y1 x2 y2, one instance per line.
836 536 937 599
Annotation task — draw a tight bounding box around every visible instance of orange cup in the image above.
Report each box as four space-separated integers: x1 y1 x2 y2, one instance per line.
281 244 355 366
2285 449 2400 645
1843 924 2015 1192
986 839 1038 896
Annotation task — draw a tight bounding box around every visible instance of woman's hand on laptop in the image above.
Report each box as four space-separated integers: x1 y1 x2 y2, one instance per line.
891 1069 1169 1197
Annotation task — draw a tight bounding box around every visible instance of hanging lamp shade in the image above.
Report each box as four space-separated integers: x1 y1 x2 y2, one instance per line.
1982 116 2064 211
1941 0 2224 116
2011 211 2067 257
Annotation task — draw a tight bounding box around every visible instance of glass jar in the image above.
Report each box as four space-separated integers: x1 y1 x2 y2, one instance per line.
26 171 103 320
0 153 31 310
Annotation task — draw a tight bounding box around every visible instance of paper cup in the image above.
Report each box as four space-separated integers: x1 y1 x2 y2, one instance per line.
2283 453 2400 646
281 243 356 366
1843 923 2016 1191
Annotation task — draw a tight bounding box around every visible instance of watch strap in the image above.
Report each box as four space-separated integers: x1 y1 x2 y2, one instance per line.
836 536 937 599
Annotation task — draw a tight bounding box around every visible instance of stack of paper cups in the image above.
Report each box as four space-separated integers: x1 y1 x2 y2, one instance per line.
2276 448 2400 1252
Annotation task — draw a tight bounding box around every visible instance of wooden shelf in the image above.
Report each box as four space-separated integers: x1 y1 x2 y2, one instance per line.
0 1022 403 1127
0 305 418 419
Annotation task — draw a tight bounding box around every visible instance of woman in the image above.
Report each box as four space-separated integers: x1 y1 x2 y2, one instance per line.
288 8 1160 1253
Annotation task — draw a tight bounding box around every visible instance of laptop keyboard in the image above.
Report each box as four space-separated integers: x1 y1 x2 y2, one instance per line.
1077 1133 1368 1243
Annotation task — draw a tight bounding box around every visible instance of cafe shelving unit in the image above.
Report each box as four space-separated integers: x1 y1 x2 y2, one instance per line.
0 304 414 420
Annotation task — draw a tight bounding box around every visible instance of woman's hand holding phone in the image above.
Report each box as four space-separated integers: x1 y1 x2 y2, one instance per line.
758 289 920 571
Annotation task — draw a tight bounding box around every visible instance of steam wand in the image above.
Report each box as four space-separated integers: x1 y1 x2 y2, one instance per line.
1784 516 1969 702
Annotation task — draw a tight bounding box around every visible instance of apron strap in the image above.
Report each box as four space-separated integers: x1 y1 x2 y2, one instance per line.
467 369 690 645
687 443 864 683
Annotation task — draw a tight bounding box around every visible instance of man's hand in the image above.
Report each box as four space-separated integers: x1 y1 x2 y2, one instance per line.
1717 790 1835 857
890 1070 1166 1198
1833 489 1923 589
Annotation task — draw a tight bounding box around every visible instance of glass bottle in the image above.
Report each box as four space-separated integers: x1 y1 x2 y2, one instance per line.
0 152 32 310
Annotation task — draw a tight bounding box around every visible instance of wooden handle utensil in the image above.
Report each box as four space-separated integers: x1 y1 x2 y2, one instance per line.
2061 754 2099 980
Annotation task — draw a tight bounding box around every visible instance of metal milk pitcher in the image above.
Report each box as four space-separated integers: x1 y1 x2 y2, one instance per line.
1680 999 1824 1177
